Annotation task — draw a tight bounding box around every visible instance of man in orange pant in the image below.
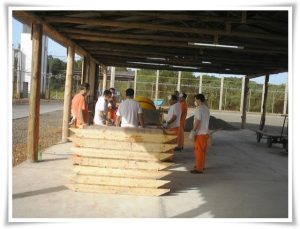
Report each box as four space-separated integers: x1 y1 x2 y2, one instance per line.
177 93 188 151
71 83 90 128
189 94 210 174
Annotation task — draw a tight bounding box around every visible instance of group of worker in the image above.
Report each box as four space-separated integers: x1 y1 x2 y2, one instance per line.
71 83 210 174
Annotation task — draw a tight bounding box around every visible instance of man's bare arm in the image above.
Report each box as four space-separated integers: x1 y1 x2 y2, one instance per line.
193 119 200 132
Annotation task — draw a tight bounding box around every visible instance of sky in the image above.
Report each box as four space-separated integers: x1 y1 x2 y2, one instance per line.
12 18 288 85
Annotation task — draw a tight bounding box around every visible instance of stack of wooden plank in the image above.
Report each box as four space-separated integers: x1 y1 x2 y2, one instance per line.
67 126 177 196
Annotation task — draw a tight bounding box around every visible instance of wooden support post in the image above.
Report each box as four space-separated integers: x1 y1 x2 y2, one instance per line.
88 60 96 99
241 77 249 129
81 56 89 84
134 69 137 98
97 65 101 96
84 57 90 83
27 23 43 162
155 70 159 100
198 74 203 93
283 82 288 114
102 64 107 92
110 66 115 88
259 74 269 130
219 76 224 111
62 45 75 142
80 58 85 84
240 76 245 112
271 91 275 113
248 89 251 112
177 71 181 92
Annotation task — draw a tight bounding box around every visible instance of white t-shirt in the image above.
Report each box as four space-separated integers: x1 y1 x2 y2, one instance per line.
166 102 181 128
194 105 210 135
116 99 143 128
93 96 108 125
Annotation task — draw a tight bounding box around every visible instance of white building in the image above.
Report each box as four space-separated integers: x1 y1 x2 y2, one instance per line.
18 24 48 97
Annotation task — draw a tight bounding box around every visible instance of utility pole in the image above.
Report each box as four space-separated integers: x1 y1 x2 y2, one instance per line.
283 82 288 114
219 76 224 111
198 74 203 93
155 70 159 100
134 69 137 98
177 71 181 92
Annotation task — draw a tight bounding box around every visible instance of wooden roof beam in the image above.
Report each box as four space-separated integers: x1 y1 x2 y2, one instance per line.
70 34 287 55
94 53 287 70
100 60 271 75
113 11 287 26
42 15 287 41
80 41 287 61
61 28 287 53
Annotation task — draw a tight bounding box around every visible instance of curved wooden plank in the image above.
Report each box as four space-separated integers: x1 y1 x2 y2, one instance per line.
69 136 176 153
71 147 173 162
69 175 170 188
66 183 170 196
69 127 177 143
73 166 171 179
72 155 174 170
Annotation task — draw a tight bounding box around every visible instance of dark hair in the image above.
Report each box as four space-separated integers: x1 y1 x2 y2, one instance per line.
80 83 90 90
170 94 178 101
194 93 205 102
126 88 134 97
181 93 187 99
109 88 116 92
103 90 112 96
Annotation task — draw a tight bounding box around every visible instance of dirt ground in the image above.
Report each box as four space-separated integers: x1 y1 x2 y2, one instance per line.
12 110 63 166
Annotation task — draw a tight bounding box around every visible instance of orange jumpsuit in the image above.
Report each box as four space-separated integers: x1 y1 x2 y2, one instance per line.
178 101 188 148
194 134 209 172
71 93 89 128
107 96 117 123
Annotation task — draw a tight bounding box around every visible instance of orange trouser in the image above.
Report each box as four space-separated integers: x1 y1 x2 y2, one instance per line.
168 127 179 144
177 121 185 148
194 134 209 172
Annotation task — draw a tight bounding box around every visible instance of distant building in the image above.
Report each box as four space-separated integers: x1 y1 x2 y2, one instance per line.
15 24 48 98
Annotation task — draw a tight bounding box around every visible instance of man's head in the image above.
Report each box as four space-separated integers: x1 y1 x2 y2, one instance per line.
80 83 90 96
194 93 206 106
103 89 112 101
179 92 187 102
125 88 135 98
174 90 180 97
109 88 116 95
168 94 178 105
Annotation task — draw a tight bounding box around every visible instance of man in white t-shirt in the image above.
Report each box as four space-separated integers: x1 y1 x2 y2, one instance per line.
189 93 210 174
164 94 181 129
163 94 181 141
93 90 112 126
116 88 144 128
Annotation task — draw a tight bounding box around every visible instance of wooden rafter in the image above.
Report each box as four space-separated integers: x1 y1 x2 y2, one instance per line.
42 15 287 41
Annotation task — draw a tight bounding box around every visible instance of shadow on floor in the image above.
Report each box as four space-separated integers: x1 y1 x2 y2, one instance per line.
184 115 238 132
13 185 68 199
159 128 288 218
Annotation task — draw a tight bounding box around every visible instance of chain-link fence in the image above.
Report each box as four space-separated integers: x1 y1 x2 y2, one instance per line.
12 68 287 114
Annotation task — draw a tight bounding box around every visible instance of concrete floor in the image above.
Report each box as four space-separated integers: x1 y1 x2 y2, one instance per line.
12 129 288 219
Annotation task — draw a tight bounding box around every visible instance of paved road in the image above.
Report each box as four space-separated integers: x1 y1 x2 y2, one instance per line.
12 102 64 119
